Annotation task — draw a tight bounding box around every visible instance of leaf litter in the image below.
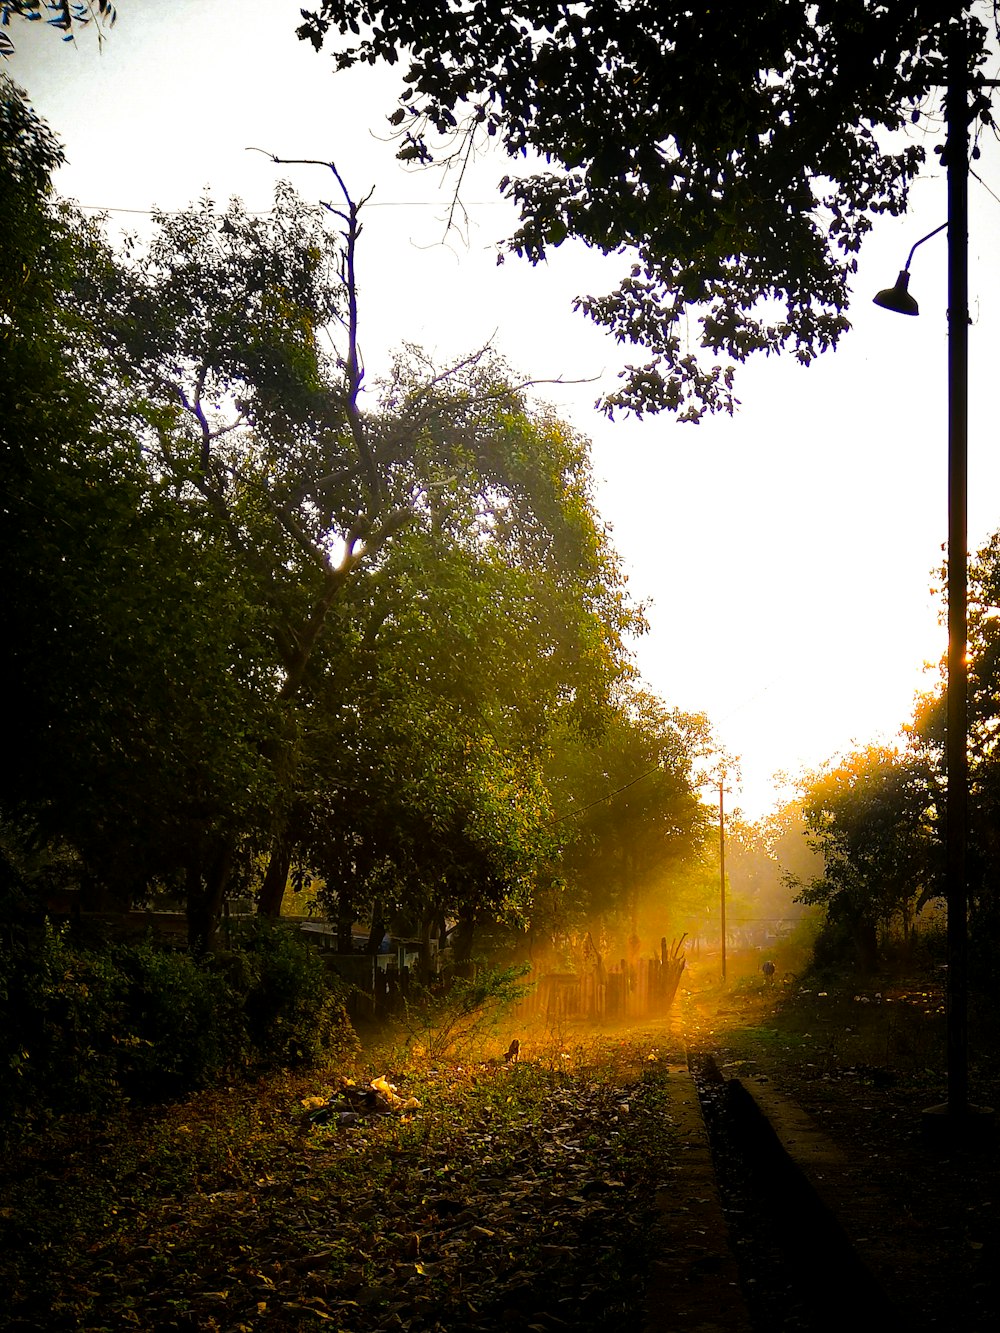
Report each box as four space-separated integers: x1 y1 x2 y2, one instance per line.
0 1035 682 1331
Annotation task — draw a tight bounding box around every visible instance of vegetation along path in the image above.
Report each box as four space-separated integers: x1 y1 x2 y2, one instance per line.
4 967 1000 1332
2 1021 700 1332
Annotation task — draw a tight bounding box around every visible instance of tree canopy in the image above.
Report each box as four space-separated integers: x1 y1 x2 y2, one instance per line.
793 745 938 970
2 77 717 956
0 1 116 58
298 1 999 419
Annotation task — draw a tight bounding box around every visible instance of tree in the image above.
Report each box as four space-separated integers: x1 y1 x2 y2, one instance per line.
3 77 646 958
272 366 641 958
83 157 645 944
541 686 711 956
911 528 1000 979
2 80 646 952
722 815 810 949
1 80 276 923
0 2 116 58
298 2 998 420
792 745 939 970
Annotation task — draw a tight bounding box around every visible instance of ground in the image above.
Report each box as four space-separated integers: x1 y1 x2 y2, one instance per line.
684 953 1000 1331
2 953 998 1331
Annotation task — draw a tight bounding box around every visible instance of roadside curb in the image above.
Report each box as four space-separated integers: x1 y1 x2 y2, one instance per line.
733 1074 906 1323
642 1063 752 1333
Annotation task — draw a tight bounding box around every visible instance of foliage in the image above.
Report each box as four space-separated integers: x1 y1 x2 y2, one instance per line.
400 962 532 1060
0 77 663 960
0 72 64 309
1 923 129 1132
910 527 1000 984
2 83 278 926
298 1 998 419
91 177 643 940
0 925 358 1144
775 518 1000 982
791 744 939 970
0 1 116 58
540 685 712 951
213 920 360 1068
723 813 813 945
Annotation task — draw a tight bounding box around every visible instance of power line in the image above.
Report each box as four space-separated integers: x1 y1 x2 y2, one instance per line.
552 763 664 823
72 199 506 216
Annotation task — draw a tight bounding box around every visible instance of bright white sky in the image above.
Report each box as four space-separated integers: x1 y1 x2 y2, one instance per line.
9 0 1000 820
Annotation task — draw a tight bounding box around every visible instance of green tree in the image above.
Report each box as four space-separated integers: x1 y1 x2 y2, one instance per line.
911 528 1000 979
298 1 997 419
792 745 939 971
85 160 644 944
542 687 711 955
3 102 641 956
277 379 640 959
2 78 273 919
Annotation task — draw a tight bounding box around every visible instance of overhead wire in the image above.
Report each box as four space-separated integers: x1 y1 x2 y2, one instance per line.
552 764 664 824
70 199 506 216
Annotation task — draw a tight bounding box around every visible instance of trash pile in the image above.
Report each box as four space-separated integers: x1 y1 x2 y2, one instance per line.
301 1075 421 1128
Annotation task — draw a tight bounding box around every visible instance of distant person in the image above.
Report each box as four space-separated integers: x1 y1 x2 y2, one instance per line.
761 959 776 985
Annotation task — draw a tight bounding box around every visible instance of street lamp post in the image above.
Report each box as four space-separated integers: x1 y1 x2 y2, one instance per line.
873 30 993 1142
943 31 971 1127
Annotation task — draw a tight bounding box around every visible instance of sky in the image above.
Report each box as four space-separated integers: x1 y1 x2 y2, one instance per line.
8 0 1000 820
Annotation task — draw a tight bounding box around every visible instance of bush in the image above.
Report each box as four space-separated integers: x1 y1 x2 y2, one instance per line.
0 922 126 1135
213 920 360 1069
114 942 235 1098
0 921 358 1145
402 962 533 1060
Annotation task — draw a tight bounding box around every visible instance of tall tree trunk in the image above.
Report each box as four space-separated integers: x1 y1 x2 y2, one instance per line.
186 843 233 955
452 910 477 974
258 834 293 917
366 906 386 955
418 911 434 986
854 916 879 973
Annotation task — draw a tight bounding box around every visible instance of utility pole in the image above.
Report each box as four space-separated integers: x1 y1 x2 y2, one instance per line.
719 772 727 984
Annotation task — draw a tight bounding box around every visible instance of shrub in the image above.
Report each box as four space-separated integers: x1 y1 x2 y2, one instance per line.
402 962 533 1060
216 920 359 1068
0 921 358 1145
0 922 126 1135
114 942 235 1098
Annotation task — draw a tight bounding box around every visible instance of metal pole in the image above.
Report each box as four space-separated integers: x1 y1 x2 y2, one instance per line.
945 29 969 1119
719 773 727 984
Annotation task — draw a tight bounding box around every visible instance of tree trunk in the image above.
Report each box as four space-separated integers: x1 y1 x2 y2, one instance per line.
258 835 293 917
186 843 233 955
452 911 477 968
854 916 879 973
417 911 435 986
367 908 386 955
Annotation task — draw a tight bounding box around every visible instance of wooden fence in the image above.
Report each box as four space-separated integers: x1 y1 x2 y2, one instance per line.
515 937 686 1026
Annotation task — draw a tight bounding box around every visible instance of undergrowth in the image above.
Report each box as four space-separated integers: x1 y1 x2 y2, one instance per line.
0 1021 685 1332
0 921 358 1145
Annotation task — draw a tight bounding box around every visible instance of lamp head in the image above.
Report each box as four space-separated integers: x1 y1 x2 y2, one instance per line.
873 269 919 316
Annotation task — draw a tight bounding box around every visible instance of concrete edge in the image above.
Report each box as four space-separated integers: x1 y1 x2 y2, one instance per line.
642 1064 752 1333
733 1074 910 1321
